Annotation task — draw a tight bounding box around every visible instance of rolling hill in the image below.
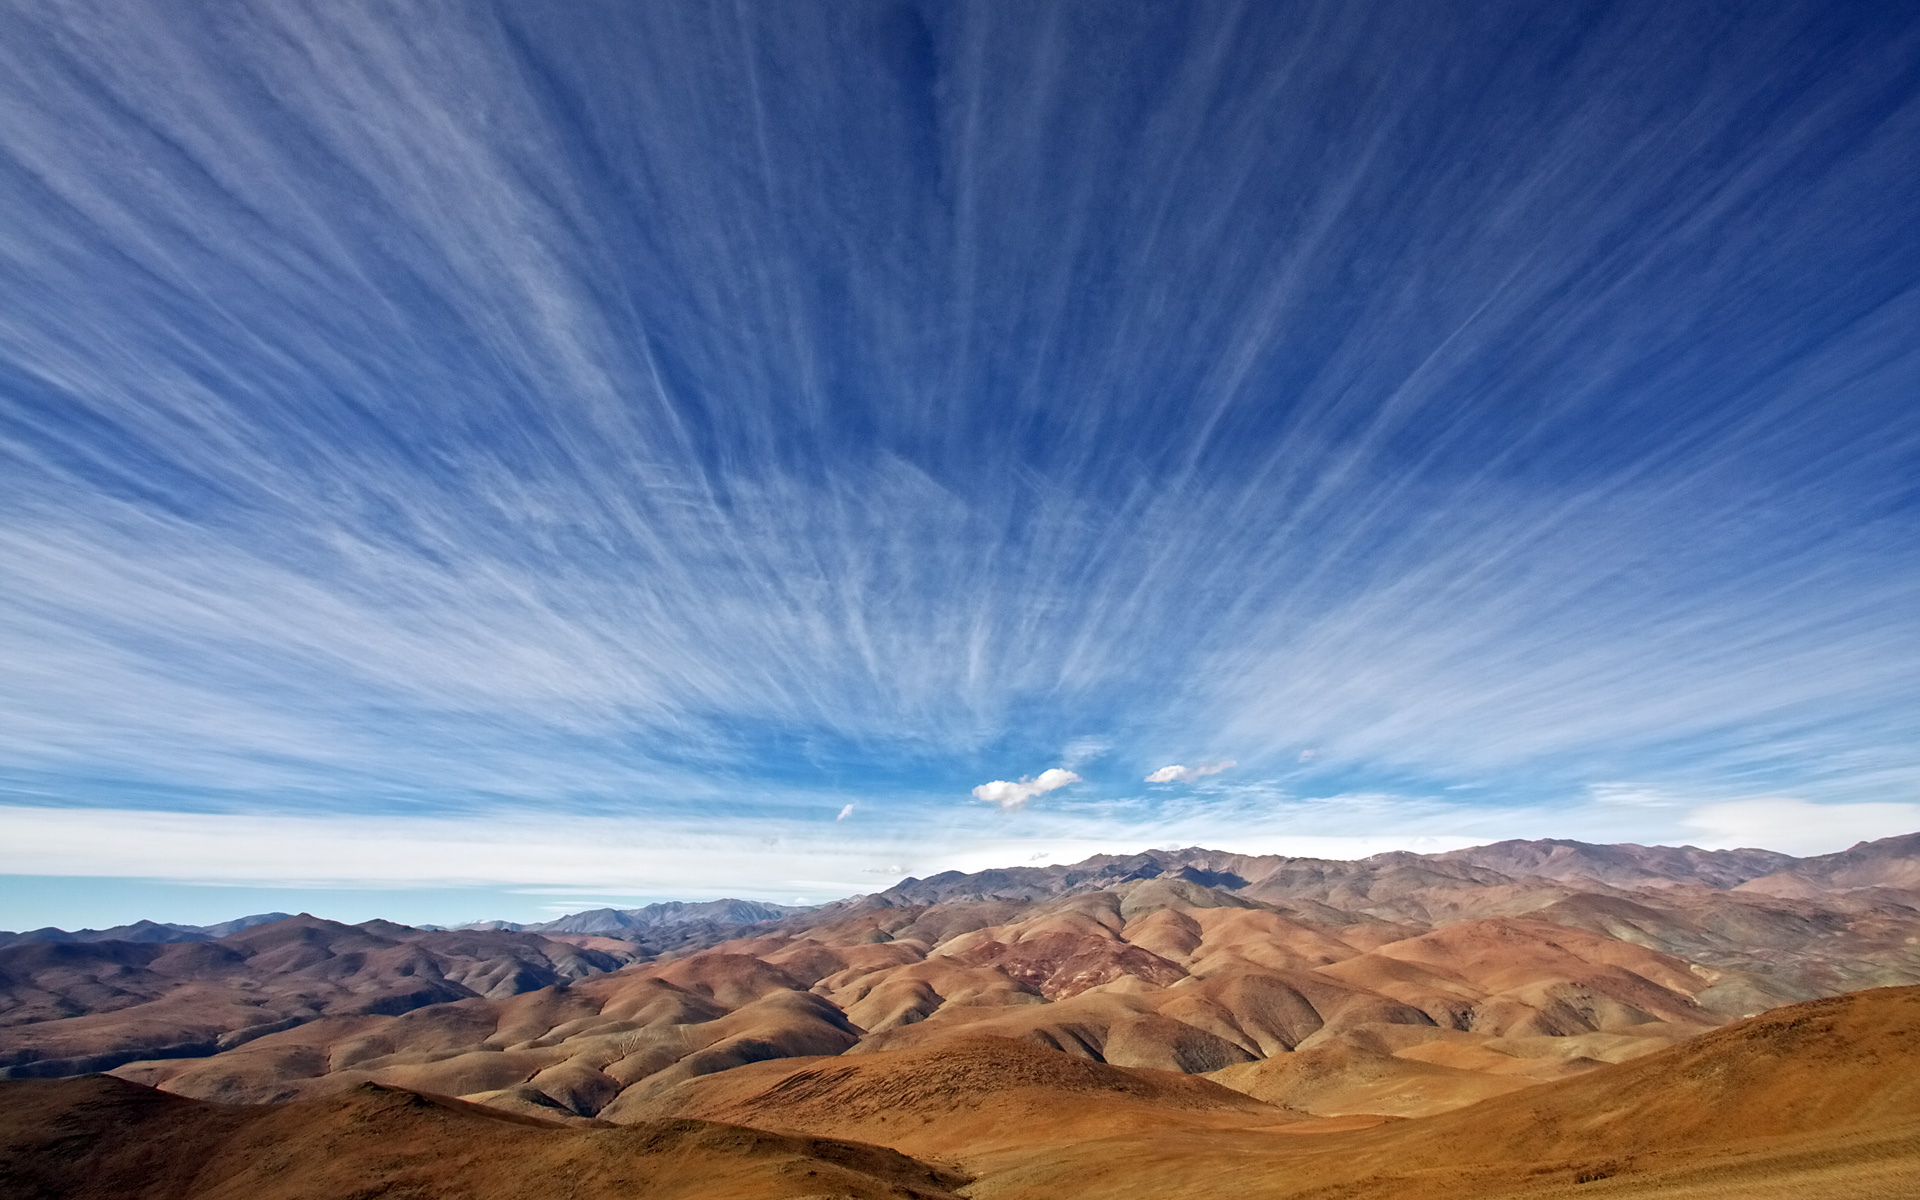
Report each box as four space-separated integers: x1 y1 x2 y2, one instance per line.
3 984 1915 1198
0 834 1915 1187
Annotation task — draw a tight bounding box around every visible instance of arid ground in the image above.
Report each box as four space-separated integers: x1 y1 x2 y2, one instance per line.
5 836 1919 1197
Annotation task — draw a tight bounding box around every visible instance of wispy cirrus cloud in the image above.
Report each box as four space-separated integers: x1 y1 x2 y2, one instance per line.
0 0 1915 925
1145 761 1235 784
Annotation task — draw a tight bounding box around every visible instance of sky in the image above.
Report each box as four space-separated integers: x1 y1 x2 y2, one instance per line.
2 0 1918 930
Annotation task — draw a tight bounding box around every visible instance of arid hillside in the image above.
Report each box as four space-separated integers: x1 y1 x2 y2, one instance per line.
0 919 636 1079
3 835 1917 1130
953 983 1920 1200
0 1075 968 1200
3 984 1916 1199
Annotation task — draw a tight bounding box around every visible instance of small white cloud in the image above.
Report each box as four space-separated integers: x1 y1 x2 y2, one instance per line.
972 767 1080 810
1298 749 1317 762
1144 760 1236 784
1684 797 1920 856
836 803 854 820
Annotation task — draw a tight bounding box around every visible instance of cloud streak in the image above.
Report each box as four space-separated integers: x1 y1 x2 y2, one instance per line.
1145 762 1235 784
0 0 1914 907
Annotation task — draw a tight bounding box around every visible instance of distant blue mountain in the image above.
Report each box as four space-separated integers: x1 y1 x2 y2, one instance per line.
0 901 802 949
194 913 296 937
457 898 808 937
0 912 292 949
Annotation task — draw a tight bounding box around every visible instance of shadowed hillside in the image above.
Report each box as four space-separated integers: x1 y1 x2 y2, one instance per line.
0 1075 967 1200
0 917 635 1079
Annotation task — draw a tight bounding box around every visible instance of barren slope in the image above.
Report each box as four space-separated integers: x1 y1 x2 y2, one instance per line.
4 836 1916 1138
609 1034 1292 1158
963 985 1920 1199
0 1074 967 1200
0 917 634 1079
86 882 1740 1123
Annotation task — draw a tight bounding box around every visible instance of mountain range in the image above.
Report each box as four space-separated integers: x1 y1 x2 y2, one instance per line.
0 912 295 950
466 898 812 934
4 834 1919 1197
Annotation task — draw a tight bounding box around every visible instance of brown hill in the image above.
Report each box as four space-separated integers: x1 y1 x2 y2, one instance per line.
1739 831 1920 896
1390 982 1920 1162
607 1033 1288 1158
20 870 1896 1124
960 985 1920 1199
3 984 1917 1199
1428 838 1796 889
0 916 634 1080
0 1074 967 1200
4 836 1918 1143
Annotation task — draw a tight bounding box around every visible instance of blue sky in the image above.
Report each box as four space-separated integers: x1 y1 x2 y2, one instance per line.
2 0 1919 929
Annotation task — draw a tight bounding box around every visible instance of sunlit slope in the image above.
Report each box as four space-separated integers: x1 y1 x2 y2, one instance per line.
606 1034 1294 1158
966 984 1920 1200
